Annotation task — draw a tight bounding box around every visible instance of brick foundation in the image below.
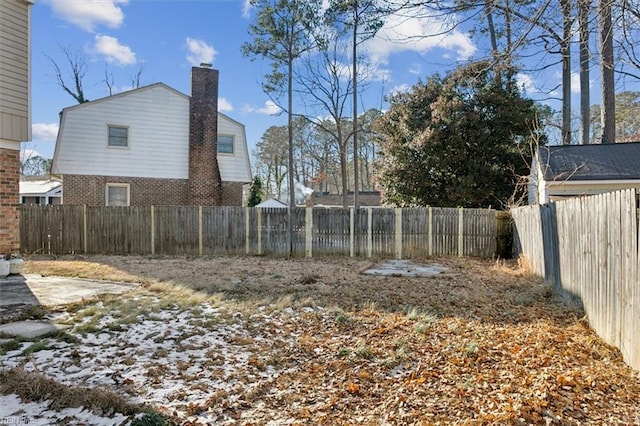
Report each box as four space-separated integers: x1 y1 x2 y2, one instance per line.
63 175 189 206
0 147 20 255
63 174 244 206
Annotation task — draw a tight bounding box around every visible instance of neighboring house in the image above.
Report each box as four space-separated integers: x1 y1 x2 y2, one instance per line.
0 0 33 254
312 191 383 207
255 198 288 208
51 66 252 207
530 142 640 204
20 176 62 205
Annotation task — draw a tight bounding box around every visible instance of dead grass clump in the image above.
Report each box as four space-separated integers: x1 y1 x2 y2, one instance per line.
0 367 145 416
24 258 150 284
492 255 536 278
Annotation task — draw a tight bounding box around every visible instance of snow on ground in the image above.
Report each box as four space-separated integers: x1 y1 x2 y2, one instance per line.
0 301 310 424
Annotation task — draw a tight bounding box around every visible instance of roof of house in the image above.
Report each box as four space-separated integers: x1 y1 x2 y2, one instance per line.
538 142 640 181
256 198 288 208
19 177 62 196
312 191 382 207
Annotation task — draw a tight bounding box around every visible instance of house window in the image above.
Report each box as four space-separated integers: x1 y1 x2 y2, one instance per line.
106 183 130 206
218 135 234 154
108 126 128 147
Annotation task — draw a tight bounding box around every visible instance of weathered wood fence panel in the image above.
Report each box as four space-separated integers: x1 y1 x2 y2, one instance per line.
20 205 507 259
512 189 640 371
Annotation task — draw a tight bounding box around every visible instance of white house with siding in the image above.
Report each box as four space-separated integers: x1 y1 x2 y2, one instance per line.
51 68 252 207
0 0 33 255
529 142 640 204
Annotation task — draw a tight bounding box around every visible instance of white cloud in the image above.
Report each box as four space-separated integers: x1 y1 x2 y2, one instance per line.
44 0 127 32
364 10 476 64
94 35 136 65
571 72 582 94
242 0 252 18
218 97 233 112
516 73 537 94
408 63 422 76
32 123 59 141
389 84 411 96
243 100 282 116
186 38 216 66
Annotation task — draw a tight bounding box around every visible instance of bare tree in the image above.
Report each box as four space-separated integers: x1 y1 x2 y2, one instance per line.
47 45 89 104
130 62 145 89
104 64 116 96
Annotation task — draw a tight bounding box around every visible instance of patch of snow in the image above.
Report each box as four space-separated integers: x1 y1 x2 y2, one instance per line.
363 260 450 277
0 301 301 424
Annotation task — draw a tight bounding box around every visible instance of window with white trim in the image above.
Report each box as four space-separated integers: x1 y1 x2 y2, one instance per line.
108 126 128 147
217 135 234 154
106 183 130 206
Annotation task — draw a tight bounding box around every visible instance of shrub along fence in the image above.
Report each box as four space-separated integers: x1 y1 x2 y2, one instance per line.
20 205 510 259
512 189 640 371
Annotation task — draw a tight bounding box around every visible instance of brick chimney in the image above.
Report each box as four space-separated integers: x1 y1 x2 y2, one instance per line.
189 64 222 206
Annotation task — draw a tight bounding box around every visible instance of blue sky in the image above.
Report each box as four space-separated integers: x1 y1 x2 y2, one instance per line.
28 0 567 162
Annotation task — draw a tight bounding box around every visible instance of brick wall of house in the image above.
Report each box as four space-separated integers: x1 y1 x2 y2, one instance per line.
63 174 245 206
63 174 190 206
189 66 223 206
221 182 245 206
0 148 20 255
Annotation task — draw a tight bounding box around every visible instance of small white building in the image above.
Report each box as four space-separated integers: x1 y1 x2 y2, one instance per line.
20 177 62 205
530 142 640 204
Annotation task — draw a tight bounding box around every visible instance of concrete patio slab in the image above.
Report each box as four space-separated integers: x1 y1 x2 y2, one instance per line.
0 321 71 339
0 274 138 338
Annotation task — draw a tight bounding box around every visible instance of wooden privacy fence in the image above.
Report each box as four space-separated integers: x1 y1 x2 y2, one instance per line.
20 205 509 259
512 189 640 371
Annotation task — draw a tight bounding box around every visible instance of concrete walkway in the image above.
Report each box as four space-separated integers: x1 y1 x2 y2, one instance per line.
0 274 137 339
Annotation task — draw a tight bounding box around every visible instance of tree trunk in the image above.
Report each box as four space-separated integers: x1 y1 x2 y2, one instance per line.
599 0 615 143
352 9 359 209
287 56 295 254
561 0 572 145
580 0 591 144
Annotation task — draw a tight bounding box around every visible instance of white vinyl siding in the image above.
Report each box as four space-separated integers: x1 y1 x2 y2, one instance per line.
52 84 252 184
0 0 31 142
54 85 190 179
217 114 252 183
106 183 130 206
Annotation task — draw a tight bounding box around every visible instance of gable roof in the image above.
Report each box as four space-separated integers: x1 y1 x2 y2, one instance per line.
19 178 62 196
538 142 640 181
60 83 188 113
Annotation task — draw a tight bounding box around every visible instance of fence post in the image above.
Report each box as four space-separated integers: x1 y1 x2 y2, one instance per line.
349 208 355 257
458 207 464 257
198 206 203 256
428 206 433 256
150 205 155 255
245 207 250 255
306 207 313 258
257 207 263 255
395 208 403 259
367 207 373 258
83 205 88 254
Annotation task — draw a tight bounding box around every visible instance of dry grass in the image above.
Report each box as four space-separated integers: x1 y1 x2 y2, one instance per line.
23 257 152 284
0 367 148 416
13 254 640 424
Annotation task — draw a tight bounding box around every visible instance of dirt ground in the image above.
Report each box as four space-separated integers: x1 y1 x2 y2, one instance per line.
6 255 640 425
